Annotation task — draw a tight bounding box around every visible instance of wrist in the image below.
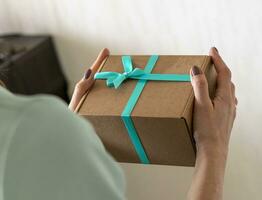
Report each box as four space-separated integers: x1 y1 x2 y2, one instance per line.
194 129 229 160
196 141 229 164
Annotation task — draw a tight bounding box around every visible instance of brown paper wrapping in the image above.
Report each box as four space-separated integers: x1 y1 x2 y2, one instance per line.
77 55 216 166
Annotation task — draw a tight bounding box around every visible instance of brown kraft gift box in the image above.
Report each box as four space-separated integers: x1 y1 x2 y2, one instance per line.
77 55 217 166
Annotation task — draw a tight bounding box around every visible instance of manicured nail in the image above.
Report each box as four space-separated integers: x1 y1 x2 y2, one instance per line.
213 47 219 53
191 66 202 76
84 69 92 79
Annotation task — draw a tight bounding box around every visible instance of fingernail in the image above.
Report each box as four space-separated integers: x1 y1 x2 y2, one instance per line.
191 66 202 76
84 69 92 79
213 47 219 53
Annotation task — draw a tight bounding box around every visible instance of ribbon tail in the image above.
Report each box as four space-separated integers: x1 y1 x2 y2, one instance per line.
131 73 191 82
95 71 119 79
113 75 127 88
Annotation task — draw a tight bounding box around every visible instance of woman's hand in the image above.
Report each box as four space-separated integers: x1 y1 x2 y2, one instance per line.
187 47 237 200
68 48 109 111
191 47 237 156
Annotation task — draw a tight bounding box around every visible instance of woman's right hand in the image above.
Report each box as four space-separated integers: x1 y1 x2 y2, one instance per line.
187 47 237 200
190 47 237 157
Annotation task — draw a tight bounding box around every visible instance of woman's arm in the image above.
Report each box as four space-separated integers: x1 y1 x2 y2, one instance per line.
187 47 237 200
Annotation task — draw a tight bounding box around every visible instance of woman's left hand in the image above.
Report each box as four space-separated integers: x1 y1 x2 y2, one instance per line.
68 48 109 111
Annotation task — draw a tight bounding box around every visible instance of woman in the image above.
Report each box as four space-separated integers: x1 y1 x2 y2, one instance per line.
0 47 236 200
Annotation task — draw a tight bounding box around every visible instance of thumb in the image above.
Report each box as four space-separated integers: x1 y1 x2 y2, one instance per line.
190 66 212 106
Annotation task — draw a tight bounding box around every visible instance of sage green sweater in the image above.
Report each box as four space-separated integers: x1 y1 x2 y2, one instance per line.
0 87 125 200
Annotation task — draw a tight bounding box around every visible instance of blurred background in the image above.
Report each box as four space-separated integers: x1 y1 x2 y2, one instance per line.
0 0 261 199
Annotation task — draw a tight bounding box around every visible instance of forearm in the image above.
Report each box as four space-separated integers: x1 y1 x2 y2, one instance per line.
187 145 228 200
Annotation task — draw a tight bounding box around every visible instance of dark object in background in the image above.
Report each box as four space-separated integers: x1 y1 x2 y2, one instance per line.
0 34 69 103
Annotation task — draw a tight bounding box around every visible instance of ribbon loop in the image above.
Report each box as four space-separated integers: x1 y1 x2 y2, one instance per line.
94 56 144 88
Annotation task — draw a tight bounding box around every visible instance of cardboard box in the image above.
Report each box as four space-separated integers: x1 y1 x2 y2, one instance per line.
77 55 216 166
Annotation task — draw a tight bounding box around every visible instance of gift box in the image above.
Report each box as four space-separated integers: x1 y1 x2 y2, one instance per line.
77 55 216 166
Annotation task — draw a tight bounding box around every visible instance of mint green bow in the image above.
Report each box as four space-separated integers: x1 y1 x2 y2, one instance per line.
94 55 191 89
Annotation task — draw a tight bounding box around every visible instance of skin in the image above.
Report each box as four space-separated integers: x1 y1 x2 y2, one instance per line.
70 47 237 200
187 47 237 200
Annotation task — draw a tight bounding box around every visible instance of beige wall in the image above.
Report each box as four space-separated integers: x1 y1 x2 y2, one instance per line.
1 0 261 199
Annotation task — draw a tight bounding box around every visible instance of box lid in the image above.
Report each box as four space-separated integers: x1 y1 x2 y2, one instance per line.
78 55 212 120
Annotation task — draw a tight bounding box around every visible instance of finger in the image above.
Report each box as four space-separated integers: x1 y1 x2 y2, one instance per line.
235 97 238 105
83 68 92 79
82 48 109 80
90 48 110 71
70 78 94 112
209 47 231 82
231 82 238 105
78 69 94 94
70 48 110 112
209 47 232 98
231 82 235 98
209 47 229 74
190 66 212 107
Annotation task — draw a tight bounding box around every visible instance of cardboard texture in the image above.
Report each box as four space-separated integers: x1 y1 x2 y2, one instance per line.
77 55 217 166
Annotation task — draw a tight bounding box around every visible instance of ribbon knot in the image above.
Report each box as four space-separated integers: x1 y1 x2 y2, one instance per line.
94 56 147 88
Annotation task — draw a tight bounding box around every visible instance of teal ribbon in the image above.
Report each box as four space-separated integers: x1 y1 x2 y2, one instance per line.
95 55 191 164
94 55 190 89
